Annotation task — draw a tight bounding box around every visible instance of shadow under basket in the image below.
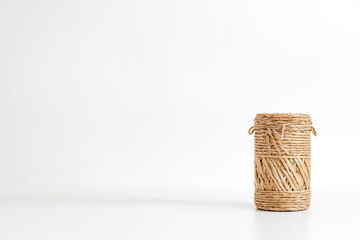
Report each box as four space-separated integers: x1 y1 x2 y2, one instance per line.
248 113 317 212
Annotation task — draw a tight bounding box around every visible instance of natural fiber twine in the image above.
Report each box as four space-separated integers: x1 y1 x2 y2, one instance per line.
248 113 317 211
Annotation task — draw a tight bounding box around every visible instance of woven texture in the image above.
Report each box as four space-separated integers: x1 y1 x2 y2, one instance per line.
249 113 316 211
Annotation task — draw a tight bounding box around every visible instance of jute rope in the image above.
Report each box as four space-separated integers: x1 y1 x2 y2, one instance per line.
249 113 316 211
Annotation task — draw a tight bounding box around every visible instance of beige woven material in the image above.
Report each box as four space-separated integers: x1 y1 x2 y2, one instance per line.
248 113 316 211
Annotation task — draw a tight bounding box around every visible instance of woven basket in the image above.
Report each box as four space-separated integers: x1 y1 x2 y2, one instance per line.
248 113 316 211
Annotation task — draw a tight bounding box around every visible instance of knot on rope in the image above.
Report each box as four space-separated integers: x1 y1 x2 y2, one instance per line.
281 124 287 139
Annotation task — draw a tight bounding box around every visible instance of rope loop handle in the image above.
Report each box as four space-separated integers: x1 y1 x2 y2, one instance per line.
248 126 255 135
311 126 317 136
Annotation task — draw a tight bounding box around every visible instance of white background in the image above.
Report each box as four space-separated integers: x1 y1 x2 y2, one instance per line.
1 0 360 239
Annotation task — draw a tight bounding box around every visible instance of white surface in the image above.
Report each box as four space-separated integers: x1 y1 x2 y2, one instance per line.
0 188 358 240
1 1 360 239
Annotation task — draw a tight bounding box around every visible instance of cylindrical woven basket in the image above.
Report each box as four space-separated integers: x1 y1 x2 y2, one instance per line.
248 113 316 211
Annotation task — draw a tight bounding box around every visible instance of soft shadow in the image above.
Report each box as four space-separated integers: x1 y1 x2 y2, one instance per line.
254 208 311 240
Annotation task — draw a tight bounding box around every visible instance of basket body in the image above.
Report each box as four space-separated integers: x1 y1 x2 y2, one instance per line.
250 113 316 211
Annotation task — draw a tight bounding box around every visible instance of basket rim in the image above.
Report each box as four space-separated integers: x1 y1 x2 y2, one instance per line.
256 113 310 117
